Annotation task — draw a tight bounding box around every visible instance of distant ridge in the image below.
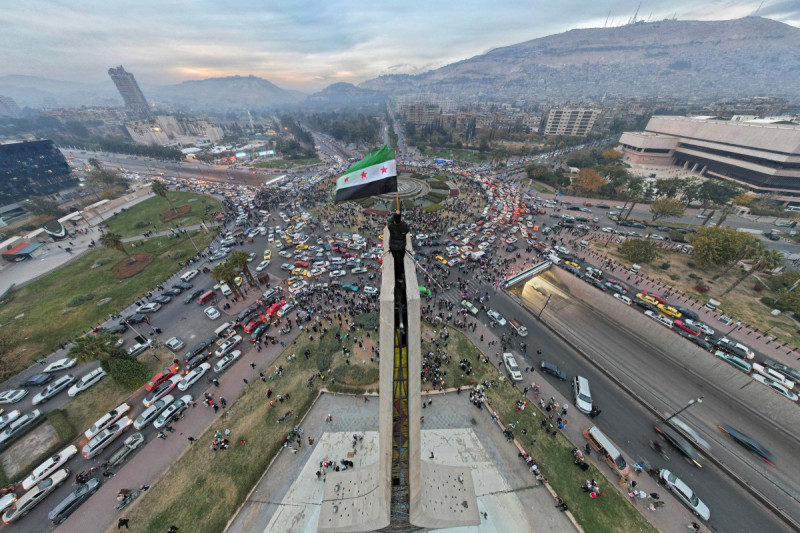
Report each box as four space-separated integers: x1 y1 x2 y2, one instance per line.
359 17 800 100
153 75 302 112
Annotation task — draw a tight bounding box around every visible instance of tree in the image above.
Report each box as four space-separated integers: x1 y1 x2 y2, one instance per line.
151 181 177 214
101 356 151 391
25 196 64 217
721 248 784 297
574 168 608 194
100 232 131 259
601 148 622 160
210 261 245 299
619 239 660 263
650 198 686 221
69 333 124 364
229 250 258 288
689 227 758 268
732 193 756 206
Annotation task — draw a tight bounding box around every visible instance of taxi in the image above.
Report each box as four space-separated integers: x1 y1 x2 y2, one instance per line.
636 293 660 307
434 255 448 265
658 304 682 319
564 261 581 269
263 249 272 260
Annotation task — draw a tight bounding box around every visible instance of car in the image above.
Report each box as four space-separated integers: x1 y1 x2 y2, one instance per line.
127 341 152 357
214 335 242 357
0 410 42 447
502 353 523 381
181 269 199 281
184 289 204 304
604 282 626 295
279 250 293 259
263 249 272 260
153 394 192 430
680 331 714 351
601 227 614 233
281 263 294 271
85 402 130 440
266 300 286 316
133 395 174 430
540 361 567 381
654 426 703 468
461 299 479 315
43 358 77 373
32 375 75 405
81 417 132 459
564 261 580 269
674 320 700 336
256 260 271 272
146 364 181 392
487 309 507 326
47 477 100 524
165 337 185 352
151 295 172 304
22 444 78 491
684 319 713 336
644 310 673 328
752 374 799 401
658 469 710 520
675 307 700 321
363 286 378 295
179 363 211 392
142 375 182 407
209 251 227 262
247 252 257 262
341 284 359 292
2 468 69 524
718 424 774 465
639 290 666 304
587 278 606 291
613 294 632 305
657 304 682 318
351 266 368 275
136 302 162 314
205 306 221 320
554 246 569 255
419 286 433 297
0 390 28 404
761 357 800 383
19 373 54 388
715 351 751 373
276 303 296 318
0 410 21 432
636 293 659 305
214 350 243 373
66 367 107 397
329 269 346 278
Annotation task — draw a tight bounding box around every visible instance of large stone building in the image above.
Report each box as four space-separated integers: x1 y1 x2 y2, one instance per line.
108 65 150 116
619 115 800 198
0 140 76 207
540 107 599 136
125 115 223 147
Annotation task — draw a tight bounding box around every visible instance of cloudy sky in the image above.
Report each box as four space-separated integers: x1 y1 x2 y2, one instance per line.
3 0 799 91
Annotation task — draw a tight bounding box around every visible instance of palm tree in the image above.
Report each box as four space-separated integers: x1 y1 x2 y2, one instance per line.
210 261 245 299
100 232 132 259
229 250 258 287
69 333 123 364
721 248 784 297
151 181 177 215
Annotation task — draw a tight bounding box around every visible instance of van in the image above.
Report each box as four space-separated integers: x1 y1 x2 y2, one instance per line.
629 264 640 275
197 290 216 305
180 270 199 283
705 298 721 311
572 376 593 414
716 337 755 360
220 284 232 297
579 240 588 248
583 426 630 477
214 321 235 338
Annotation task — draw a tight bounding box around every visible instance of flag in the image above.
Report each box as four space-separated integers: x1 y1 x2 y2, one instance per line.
334 145 397 203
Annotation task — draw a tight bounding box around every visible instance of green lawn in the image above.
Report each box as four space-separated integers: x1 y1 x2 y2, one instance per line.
253 156 321 170
0 230 215 376
527 179 555 194
105 192 222 238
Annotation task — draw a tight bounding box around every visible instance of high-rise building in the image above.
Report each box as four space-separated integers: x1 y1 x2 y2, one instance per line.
0 140 77 207
540 108 600 136
108 66 150 116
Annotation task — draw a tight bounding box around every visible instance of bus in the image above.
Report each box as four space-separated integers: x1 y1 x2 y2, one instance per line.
197 290 216 305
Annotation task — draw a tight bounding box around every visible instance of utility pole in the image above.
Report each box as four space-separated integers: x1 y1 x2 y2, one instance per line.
664 396 703 424
538 295 552 319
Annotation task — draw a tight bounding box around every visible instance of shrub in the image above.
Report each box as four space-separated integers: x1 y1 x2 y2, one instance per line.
753 284 765 292
660 263 671 270
354 313 379 331
67 293 96 307
670 274 680 280
695 285 710 294
689 273 701 280
687 261 696 268
133 221 149 229
102 356 151 391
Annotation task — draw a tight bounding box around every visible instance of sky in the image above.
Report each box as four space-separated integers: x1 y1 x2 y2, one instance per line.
3 0 800 92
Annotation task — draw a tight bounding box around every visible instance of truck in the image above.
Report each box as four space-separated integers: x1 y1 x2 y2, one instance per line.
510 318 528 337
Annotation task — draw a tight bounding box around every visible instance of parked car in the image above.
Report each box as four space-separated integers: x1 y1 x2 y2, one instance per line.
68 368 107 397
81 417 132 459
0 390 28 404
178 363 211 392
145 364 180 392
540 361 567 380
19 373 53 388
134 395 174 430
47 477 100 524
487 309 507 326
43 358 77 373
150 295 172 304
0 410 21 432
165 337 185 352
153 395 192 430
22 445 78 491
2 469 69 524
214 336 242 357
644 310 673 328
85 403 131 439
136 302 162 314
658 469 710 520
184 289 204 304
214 350 243 373
363 286 378 295
502 353 523 381
32 375 75 405
752 374 799 401
127 342 152 357
205 306 221 320
142 375 182 407
0 410 42 447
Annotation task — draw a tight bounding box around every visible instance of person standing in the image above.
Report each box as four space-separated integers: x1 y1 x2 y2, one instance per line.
118 517 130 529
387 210 410 280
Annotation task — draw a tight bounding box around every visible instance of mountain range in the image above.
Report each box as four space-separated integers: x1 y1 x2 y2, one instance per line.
1 17 798 112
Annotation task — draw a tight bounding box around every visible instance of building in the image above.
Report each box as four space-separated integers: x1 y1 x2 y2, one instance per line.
108 66 150 116
124 115 223 146
619 116 800 198
540 108 599 136
0 95 21 117
0 140 77 207
401 103 439 127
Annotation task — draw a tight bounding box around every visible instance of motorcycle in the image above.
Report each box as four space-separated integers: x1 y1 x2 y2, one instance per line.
114 489 141 511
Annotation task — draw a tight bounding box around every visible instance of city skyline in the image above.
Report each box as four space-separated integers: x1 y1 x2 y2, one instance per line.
3 1 800 92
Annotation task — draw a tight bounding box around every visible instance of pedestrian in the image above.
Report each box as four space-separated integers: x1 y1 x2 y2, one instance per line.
118 517 130 529
188 437 196 444
157 431 167 440
243 378 249 385
250 361 256 369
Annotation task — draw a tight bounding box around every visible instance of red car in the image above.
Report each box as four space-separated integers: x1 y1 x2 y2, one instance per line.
244 314 267 334
266 300 287 316
293 260 310 268
606 278 630 292
639 290 666 304
674 320 700 336
145 364 180 392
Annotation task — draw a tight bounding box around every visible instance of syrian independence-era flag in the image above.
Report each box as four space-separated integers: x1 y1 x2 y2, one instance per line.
334 145 397 203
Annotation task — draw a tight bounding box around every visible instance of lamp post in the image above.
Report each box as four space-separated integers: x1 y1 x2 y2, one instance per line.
538 295 552 319
664 396 703 424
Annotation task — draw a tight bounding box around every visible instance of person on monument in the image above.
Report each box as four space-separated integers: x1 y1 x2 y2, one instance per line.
388 209 410 278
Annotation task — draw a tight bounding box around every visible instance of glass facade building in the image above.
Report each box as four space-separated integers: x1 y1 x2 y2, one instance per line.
0 140 76 205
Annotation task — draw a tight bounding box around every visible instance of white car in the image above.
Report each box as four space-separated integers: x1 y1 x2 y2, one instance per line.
659 469 710 521
752 362 795 390
278 251 293 259
351 267 368 275
684 319 714 337
247 252 257 262
276 303 296 318
309 267 325 277
214 349 243 373
613 294 632 305
288 281 308 293
165 337 185 352
752 374 799 401
502 353 523 381
136 302 162 313
363 286 378 295
32 375 75 405
21 445 78 491
178 363 211 392
181 269 199 282
487 309 507 327
134 395 173 430
81 416 132 459
43 357 77 373
67 367 106 398
330 270 346 278
153 394 192 430
0 390 28 404
644 310 673 329
127 342 152 357
554 246 569 255
256 260 271 272
85 403 131 439
205 306 221 320
214 335 242 357
0 410 42 447
0 410 21 432
142 375 182 407
281 263 294 271
601 227 614 233
2 468 69 523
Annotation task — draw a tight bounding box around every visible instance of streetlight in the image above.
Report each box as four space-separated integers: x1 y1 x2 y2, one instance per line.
538 294 552 319
664 396 703 424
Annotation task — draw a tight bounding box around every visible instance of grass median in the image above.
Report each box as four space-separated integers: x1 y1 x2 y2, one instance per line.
115 321 654 533
104 191 222 238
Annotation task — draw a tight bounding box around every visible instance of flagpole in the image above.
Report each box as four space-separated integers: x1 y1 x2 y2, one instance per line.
396 191 400 212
